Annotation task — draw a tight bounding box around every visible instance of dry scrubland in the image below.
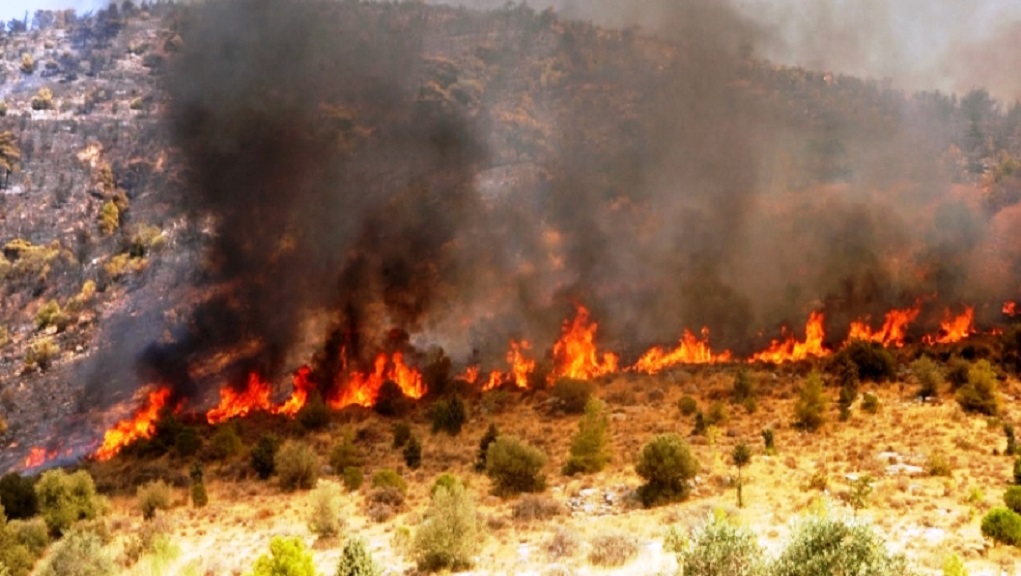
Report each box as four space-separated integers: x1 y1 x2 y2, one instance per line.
5 357 1021 575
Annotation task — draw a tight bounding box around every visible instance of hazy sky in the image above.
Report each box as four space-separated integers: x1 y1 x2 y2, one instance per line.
2 0 1020 99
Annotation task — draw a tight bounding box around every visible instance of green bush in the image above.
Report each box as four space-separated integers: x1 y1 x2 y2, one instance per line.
680 513 765 576
511 494 564 522
485 436 547 496
837 340 896 382
373 381 408 417
429 395 467 436
956 360 999 415
297 393 331 431
926 452 952 477
251 536 317 576
1005 424 1017 456
335 537 380 576
97 200 120 235
342 467 363 492
706 401 729 425
329 435 363 472
794 372 826 431
35 469 101 536
1005 486 1021 514
636 434 698 507
551 378 594 414
942 553 967 576
770 514 912 575
38 527 115 576
732 370 755 404
678 395 698 416
0 512 35 576
431 473 461 496
412 483 484 572
308 480 345 539
981 507 1021 546
34 300 68 332
474 423 499 472
276 440 319 492
588 531 639 567
563 398 610 475
403 435 422 469
190 482 208 508
24 337 59 372
136 480 172 520
9 518 48 558
208 425 243 460
173 427 202 457
392 422 412 448
371 469 407 496
1014 456 1021 485
762 428 776 453
0 474 38 520
251 434 280 480
911 356 944 399
946 358 970 389
861 392 880 414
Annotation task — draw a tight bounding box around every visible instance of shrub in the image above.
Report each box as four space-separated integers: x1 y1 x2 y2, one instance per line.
956 360 999 415
636 434 698 507
1005 486 1021 514
844 475 874 517
308 480 345 539
926 452 952 477
37 528 114 576
335 537 380 576
706 401 729 425
412 483 483 572
0 474 38 520
512 495 565 522
546 526 580 559
297 393 331 430
1006 424 1017 456
251 536 316 576
771 514 912 576
912 356 944 399
733 442 752 507
342 467 363 491
35 300 67 332
474 423 499 472
97 200 120 235
373 381 408 417
30 88 53 111
431 473 461 496
732 370 755 404
136 480 172 520
429 395 467 435
587 531 638 567
551 378 593 414
485 436 547 496
942 553 967 576
20 54 33 74
173 427 202 457
9 518 49 558
392 422 412 448
1014 456 1021 485
276 440 319 492
251 434 280 479
981 507 1021 546
0 513 35 576
861 392 880 414
190 482 208 508
837 340 896 382
35 469 101 536
680 513 765 576
370 469 407 516
794 372 826 431
208 425 242 460
329 435 362 472
761 429 775 453
24 338 59 372
678 395 698 416
946 357 970 389
403 435 422 469
563 398 610 475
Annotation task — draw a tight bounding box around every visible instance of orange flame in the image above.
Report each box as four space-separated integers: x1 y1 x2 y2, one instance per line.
274 366 316 417
328 351 425 410
459 365 480 384
923 306 975 345
206 372 274 425
94 387 173 461
632 328 732 374
846 304 921 348
507 340 536 388
1005 301 1018 317
551 305 619 381
23 447 50 469
482 370 504 391
749 311 829 364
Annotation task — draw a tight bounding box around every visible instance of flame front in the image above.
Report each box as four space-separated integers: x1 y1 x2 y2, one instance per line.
846 304 921 348
328 351 425 410
274 366 315 417
94 387 173 461
507 340 536 388
1005 301 1018 317
750 311 829 364
206 373 274 425
923 306 975 345
22 447 50 469
550 305 619 381
633 328 732 374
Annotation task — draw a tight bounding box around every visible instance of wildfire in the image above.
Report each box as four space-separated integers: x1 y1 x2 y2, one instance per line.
328 351 425 409
846 304 921 348
274 366 315 417
23 447 51 469
749 311 829 364
459 365 480 384
206 372 274 425
632 328 732 374
506 340 536 388
923 306 975 345
550 305 619 381
94 387 173 461
1006 301 1018 317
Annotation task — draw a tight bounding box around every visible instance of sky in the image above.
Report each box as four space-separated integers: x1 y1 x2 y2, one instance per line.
1 0 1020 99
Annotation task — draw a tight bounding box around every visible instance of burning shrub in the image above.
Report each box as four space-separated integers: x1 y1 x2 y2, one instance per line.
307 480 345 539
911 356 944 399
276 440 319 492
429 395 467 436
1005 486 1021 514
485 436 547 496
251 536 316 576
250 434 280 480
37 527 115 576
587 531 639 567
342 467 363 492
679 513 764 576
636 434 698 508
412 483 484 572
403 435 422 469
474 423 499 472
771 514 912 576
551 378 593 414
392 422 412 448
836 340 896 382
678 395 698 416
981 507 1021 546
35 469 102 536
956 359 999 415
136 480 172 521
0 474 38 521
373 381 409 417
297 392 331 431
563 398 610 476
335 537 380 576
328 434 363 472
794 372 826 431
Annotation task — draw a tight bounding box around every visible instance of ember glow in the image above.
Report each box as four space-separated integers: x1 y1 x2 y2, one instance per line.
22 447 50 469
749 311 829 364
632 328 732 374
274 366 315 417
206 372 274 425
94 387 173 461
923 306 976 345
507 340 536 388
328 351 426 409
1006 301 1018 317
846 304 921 348
550 305 619 381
